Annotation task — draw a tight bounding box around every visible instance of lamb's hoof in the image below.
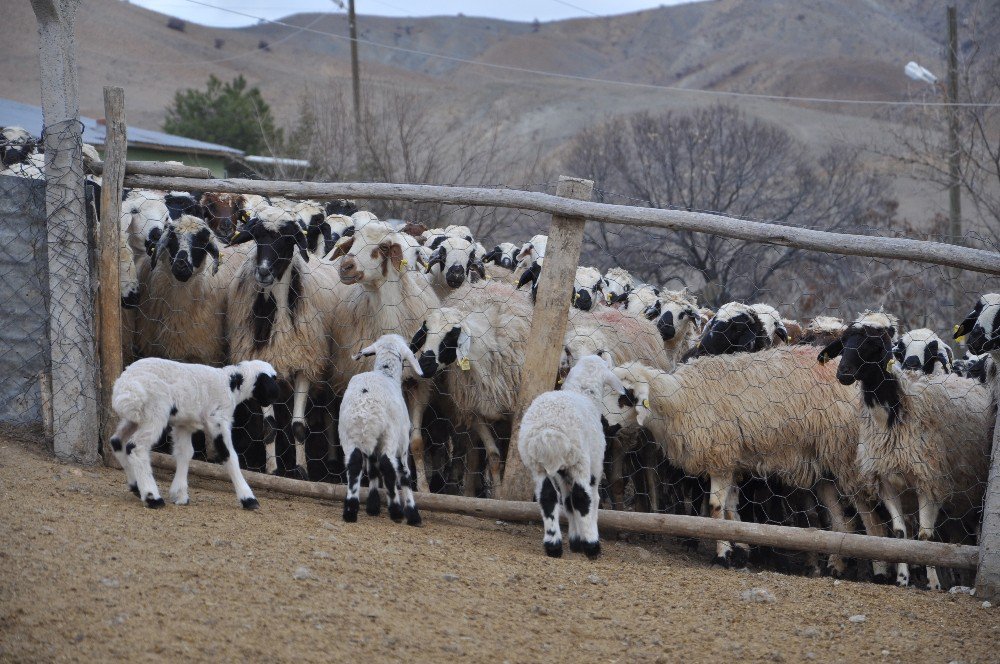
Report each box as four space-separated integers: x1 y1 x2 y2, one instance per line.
388 502 404 523
366 490 381 516
872 572 892 585
569 537 583 553
343 499 359 523
544 541 563 558
711 553 732 569
144 496 165 509
404 506 422 526
582 540 601 559
731 546 749 569
293 465 309 481
240 497 260 511
128 483 140 497
828 566 843 580
896 574 910 588
173 496 190 506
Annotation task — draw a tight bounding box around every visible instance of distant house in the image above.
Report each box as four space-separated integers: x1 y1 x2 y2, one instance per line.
0 98 244 178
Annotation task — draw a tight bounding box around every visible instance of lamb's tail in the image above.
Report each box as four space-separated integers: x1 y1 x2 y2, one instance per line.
111 379 148 421
534 428 577 478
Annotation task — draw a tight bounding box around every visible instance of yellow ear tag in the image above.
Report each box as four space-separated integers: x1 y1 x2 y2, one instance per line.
886 358 895 371
458 357 470 371
642 399 650 409
557 378 564 385
398 258 408 272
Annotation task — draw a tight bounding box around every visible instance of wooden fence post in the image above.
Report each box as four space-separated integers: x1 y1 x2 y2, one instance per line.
31 0 100 465
498 176 593 501
97 86 126 464
975 376 1000 601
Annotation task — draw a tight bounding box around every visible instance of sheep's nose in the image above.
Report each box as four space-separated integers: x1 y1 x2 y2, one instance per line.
418 351 438 377
172 252 193 282
657 312 677 341
902 356 922 371
501 257 513 269
573 289 593 311
445 265 466 289
255 265 274 286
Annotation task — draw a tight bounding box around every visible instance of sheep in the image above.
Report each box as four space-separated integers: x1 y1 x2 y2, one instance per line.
955 293 1000 360
121 189 170 262
408 280 534 495
603 267 635 306
519 353 627 558
108 357 279 509
328 222 441 490
423 236 485 295
624 287 701 365
694 301 789 357
483 242 519 270
515 257 543 301
227 206 343 478
797 316 846 347
894 328 953 375
611 346 895 579
135 214 249 366
339 334 424 525
516 234 547 270
0 126 37 169
351 210 380 232
953 352 993 383
200 192 272 242
572 266 605 311
819 311 994 589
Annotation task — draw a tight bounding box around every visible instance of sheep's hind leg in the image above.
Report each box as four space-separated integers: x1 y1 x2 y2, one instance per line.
343 448 363 522
109 419 139 496
290 374 310 481
396 447 422 526
168 429 195 505
473 420 503 497
571 474 601 559
917 494 943 591
537 475 563 558
126 424 166 508
854 496 892 583
379 454 404 522
366 453 383 516
262 404 279 475
724 480 750 568
816 480 850 578
406 381 433 493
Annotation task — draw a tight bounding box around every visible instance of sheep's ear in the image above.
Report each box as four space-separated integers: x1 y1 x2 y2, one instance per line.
483 246 502 264
817 338 844 364
892 340 905 362
329 236 354 260
468 260 486 283
954 306 980 340
409 322 428 353
295 229 310 262
425 246 445 274
605 370 626 396
457 328 472 362
320 222 334 256
635 390 651 427
596 349 615 370
516 243 533 261
206 240 221 275
151 227 171 269
352 343 377 360
775 325 789 343
398 339 424 377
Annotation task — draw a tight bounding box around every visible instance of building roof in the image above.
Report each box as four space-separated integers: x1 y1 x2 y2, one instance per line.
0 97 244 158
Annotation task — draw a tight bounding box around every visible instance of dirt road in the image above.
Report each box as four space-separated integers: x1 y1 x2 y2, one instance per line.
1 427 997 662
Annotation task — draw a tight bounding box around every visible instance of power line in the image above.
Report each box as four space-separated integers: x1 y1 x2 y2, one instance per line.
548 0 603 18
171 0 1000 108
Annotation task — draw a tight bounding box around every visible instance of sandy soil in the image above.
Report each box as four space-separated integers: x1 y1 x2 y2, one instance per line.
1 427 998 663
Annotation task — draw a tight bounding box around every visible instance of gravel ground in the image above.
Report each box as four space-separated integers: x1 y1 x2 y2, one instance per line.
1 428 998 663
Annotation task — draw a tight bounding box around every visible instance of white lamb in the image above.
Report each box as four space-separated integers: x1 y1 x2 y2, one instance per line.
338 334 424 525
518 353 627 558
109 358 279 510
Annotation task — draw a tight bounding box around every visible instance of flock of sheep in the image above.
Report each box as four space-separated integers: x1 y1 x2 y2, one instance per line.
3 126 999 585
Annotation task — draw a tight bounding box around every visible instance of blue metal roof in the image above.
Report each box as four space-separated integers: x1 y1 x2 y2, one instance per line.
0 97 244 157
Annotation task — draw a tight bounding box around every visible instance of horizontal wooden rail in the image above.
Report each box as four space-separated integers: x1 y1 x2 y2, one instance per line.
150 452 978 570
88 160 213 179
121 176 1000 276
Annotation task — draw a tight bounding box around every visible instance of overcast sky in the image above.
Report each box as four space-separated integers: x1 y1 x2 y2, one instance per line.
126 0 701 28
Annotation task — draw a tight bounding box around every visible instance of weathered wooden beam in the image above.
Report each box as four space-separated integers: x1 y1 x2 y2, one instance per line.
87 160 213 179
148 452 979 570
120 176 1000 277
96 87 126 466
499 176 593 501
975 372 1000 600
31 0 100 465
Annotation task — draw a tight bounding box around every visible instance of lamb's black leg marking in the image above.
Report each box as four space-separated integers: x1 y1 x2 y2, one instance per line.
379 454 403 522
343 449 363 523
540 476 562 558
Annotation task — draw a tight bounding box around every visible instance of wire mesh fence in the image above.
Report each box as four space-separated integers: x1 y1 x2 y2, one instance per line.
2 115 999 591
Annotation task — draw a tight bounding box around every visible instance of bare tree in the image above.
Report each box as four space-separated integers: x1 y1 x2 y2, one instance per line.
282 80 544 241
564 104 897 311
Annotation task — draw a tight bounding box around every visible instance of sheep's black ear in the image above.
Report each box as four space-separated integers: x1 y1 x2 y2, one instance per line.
775 326 789 343
887 326 896 339
295 230 310 262
893 340 905 361
955 305 981 339
618 387 637 409
409 323 428 353
818 338 844 364
438 326 462 365
429 235 446 250
483 246 502 264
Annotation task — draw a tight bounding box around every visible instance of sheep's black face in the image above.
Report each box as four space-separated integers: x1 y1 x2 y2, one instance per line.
446 263 466 289
700 314 765 355
656 311 676 341
956 297 1000 355
251 373 280 407
829 327 893 386
897 338 942 374
573 288 594 311
244 220 307 287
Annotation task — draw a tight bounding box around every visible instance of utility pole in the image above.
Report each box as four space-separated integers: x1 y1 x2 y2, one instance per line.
946 6 962 307
348 0 363 172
